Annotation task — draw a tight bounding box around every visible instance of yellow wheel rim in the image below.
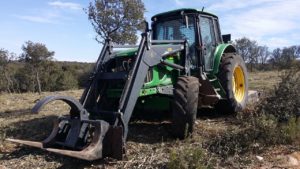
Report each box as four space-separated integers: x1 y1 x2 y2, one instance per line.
232 66 245 103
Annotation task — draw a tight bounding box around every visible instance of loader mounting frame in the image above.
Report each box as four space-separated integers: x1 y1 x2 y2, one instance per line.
7 27 190 161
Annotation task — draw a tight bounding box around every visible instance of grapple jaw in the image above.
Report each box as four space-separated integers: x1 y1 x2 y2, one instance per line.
6 120 111 161
6 96 124 161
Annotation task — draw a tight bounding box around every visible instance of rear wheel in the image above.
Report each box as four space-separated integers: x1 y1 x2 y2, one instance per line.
216 53 248 114
172 76 199 139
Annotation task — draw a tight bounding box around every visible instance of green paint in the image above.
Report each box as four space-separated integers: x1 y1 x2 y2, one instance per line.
106 9 240 104
140 88 158 96
108 49 178 98
107 87 158 98
207 74 227 98
211 44 236 74
115 48 138 57
143 55 177 89
207 43 237 98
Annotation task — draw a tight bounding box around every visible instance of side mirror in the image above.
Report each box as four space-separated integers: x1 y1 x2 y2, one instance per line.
222 34 231 43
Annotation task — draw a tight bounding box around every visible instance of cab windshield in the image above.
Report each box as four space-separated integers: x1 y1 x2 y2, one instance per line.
153 16 197 68
153 17 196 45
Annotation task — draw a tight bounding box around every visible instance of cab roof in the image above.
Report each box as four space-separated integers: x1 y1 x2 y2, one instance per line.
151 8 218 21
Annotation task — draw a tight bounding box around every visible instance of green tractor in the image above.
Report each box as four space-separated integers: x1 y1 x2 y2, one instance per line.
7 8 248 160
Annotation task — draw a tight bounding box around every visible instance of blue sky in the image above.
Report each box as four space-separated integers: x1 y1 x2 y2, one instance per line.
0 0 299 62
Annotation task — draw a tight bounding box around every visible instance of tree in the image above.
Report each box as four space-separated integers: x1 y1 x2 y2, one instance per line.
234 37 260 71
257 45 269 69
281 46 298 67
269 48 282 68
0 49 10 92
0 49 16 93
269 46 300 69
87 0 145 44
20 41 54 94
296 46 300 59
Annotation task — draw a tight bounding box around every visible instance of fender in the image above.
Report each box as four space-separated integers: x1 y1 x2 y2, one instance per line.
211 44 237 74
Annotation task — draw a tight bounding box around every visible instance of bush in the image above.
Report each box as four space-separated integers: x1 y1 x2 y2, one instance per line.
257 67 300 120
168 146 207 169
206 66 300 160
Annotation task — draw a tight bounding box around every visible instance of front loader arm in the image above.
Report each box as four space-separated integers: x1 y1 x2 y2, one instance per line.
118 32 187 139
6 28 188 161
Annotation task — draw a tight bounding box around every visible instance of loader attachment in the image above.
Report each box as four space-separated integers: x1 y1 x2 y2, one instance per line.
6 25 186 160
6 96 123 161
6 119 110 161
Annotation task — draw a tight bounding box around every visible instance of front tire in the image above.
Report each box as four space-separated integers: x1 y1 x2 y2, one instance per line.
172 76 199 139
216 53 248 114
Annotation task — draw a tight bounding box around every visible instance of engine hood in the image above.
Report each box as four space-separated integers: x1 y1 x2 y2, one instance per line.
115 48 138 58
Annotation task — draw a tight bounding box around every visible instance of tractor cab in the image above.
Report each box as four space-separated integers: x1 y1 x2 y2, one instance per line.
151 8 222 72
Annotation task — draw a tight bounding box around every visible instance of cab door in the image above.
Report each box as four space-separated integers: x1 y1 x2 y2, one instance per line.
199 16 217 71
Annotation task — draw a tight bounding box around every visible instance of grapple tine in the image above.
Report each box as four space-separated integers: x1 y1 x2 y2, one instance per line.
5 95 124 160
6 120 111 161
5 119 60 148
44 120 110 161
5 138 43 148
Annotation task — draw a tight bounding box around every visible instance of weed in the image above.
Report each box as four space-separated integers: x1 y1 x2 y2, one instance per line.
206 67 300 161
168 146 207 169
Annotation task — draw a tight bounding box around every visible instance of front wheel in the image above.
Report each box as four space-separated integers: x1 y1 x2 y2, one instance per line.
216 53 248 114
171 76 199 139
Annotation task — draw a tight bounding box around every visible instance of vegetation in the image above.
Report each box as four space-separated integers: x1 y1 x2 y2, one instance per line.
168 145 207 169
167 66 300 168
87 0 145 44
0 43 93 94
19 41 55 94
0 2 299 168
0 48 15 93
0 69 299 168
234 37 300 71
0 35 298 95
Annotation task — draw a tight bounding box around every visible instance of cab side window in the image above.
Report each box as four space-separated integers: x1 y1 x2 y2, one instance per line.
200 16 216 71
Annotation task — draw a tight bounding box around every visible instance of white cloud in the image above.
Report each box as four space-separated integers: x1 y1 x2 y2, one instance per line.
16 11 62 24
174 0 184 6
259 37 292 48
208 0 280 12
211 0 300 48
17 15 57 24
16 1 80 24
48 1 82 10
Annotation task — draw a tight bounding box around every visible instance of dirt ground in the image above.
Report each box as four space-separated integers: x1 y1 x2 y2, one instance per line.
0 71 298 169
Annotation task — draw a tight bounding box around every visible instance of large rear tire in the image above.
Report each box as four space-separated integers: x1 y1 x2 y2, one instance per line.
216 53 248 114
172 76 199 139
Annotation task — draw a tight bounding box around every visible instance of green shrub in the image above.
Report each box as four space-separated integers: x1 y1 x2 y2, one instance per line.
256 67 300 120
168 146 207 169
281 117 300 143
207 66 300 160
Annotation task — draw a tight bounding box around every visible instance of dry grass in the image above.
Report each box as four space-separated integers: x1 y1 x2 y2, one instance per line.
0 70 296 169
0 90 234 168
248 70 282 92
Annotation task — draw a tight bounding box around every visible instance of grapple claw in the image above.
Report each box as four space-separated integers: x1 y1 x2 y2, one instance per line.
5 95 125 161
6 119 111 161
